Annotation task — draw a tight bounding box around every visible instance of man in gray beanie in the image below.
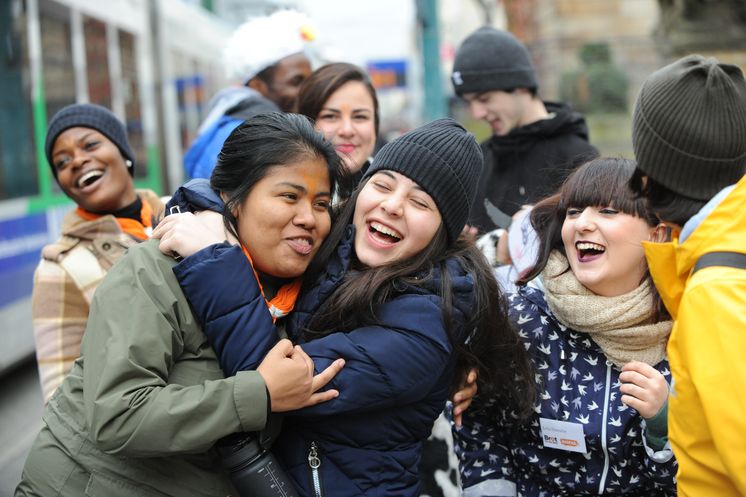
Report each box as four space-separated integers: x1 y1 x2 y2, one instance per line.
629 54 746 496
451 26 597 269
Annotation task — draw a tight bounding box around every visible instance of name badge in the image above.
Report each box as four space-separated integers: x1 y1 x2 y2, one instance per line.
539 417 587 453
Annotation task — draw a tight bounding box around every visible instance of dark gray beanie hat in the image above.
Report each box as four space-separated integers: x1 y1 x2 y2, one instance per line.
364 118 483 242
45 103 135 178
632 55 746 201
451 26 538 97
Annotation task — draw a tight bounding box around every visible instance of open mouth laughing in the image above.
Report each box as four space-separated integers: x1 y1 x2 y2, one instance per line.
369 221 402 245
76 169 104 189
576 241 605 262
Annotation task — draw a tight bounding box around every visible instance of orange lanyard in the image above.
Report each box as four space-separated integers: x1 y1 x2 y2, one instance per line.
241 244 302 322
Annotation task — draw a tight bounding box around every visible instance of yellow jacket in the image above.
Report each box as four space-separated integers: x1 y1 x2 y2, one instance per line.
643 174 746 497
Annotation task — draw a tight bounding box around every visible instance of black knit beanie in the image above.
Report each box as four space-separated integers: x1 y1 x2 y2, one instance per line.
45 103 135 178
632 55 746 201
451 26 538 97
364 118 483 242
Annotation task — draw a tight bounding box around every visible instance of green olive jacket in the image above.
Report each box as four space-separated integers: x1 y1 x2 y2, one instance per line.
18 240 268 497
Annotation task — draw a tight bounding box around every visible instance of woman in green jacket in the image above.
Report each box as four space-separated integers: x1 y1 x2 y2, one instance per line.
16 113 345 497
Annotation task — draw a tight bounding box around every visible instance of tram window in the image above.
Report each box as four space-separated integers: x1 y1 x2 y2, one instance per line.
196 60 222 122
119 29 145 179
172 51 202 153
40 0 75 125
205 61 227 105
83 16 111 109
0 0 38 200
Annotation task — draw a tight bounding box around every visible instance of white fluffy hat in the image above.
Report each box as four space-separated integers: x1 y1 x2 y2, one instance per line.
224 9 316 84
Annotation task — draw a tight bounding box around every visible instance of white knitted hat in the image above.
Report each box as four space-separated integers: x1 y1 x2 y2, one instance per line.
224 10 316 84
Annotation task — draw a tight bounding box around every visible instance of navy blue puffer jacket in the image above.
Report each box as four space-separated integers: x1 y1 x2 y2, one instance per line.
168 179 279 373
174 223 476 496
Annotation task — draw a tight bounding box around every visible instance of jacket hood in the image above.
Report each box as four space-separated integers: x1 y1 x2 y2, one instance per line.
489 101 590 148
679 184 736 243
225 93 279 121
197 86 277 134
644 173 746 317
166 179 224 215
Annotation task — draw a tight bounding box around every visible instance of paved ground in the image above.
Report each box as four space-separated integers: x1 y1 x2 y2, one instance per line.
0 360 43 496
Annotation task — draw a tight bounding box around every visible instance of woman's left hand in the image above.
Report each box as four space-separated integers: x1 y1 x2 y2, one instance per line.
619 360 669 419
451 368 478 426
152 211 225 259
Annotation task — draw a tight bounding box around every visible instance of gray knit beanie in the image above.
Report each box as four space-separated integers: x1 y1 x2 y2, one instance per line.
364 118 483 242
45 103 135 178
632 55 746 201
451 26 538 97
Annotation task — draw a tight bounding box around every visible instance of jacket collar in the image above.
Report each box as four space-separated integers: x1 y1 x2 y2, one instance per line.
643 174 746 318
62 189 163 241
679 184 736 243
488 101 590 148
167 179 224 214
61 211 122 240
44 190 162 261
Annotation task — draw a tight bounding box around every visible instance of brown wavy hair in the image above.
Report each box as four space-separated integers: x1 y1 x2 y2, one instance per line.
297 62 380 137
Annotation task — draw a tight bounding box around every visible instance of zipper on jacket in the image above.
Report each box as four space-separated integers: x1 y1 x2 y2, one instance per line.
308 441 324 497
598 361 612 494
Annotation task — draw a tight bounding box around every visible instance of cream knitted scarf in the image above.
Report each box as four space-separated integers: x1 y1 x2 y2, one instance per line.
541 251 672 368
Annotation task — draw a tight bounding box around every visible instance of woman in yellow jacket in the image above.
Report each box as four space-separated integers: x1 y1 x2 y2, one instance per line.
628 54 746 496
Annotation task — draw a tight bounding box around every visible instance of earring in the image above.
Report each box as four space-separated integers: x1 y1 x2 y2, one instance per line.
650 223 669 243
125 160 133 168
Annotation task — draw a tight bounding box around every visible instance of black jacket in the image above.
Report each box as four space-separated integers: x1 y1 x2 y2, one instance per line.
470 101 598 232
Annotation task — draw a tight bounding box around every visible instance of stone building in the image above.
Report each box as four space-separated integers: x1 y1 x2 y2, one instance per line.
502 0 746 155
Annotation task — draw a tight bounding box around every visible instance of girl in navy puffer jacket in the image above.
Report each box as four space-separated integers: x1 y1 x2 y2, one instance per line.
454 157 677 496
168 119 535 496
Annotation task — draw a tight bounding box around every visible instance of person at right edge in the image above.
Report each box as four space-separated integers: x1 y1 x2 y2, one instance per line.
628 54 746 496
451 26 598 244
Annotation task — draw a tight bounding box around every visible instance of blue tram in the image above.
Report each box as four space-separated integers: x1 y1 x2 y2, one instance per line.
0 0 231 373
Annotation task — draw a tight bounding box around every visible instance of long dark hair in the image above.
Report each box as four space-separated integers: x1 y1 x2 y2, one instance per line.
210 112 345 280
305 179 536 416
519 157 669 320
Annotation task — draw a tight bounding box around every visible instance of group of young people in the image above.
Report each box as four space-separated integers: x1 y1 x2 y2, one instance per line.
19 86 529 497
17 12 746 497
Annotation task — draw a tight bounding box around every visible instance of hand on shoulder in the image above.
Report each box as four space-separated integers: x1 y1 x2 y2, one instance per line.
152 211 227 259
257 339 345 412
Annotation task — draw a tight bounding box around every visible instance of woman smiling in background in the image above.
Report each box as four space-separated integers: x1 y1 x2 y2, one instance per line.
298 62 378 187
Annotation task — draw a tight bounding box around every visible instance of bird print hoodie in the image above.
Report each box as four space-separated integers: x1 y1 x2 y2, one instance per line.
453 285 677 496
